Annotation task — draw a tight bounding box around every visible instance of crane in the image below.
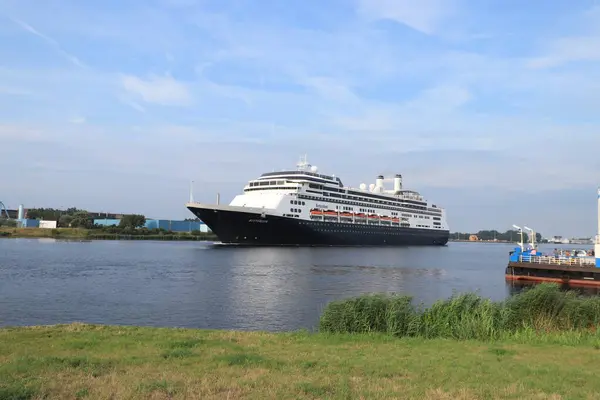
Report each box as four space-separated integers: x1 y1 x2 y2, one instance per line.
0 201 9 219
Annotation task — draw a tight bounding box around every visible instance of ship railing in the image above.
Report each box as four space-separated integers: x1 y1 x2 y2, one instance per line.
519 255 596 266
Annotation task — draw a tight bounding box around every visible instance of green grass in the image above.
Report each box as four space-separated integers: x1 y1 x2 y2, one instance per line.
2 323 600 399
0 227 91 239
319 283 600 340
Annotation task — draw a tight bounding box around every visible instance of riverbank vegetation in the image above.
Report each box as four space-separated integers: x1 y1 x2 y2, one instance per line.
0 227 217 241
319 283 600 340
3 284 600 398
450 229 543 242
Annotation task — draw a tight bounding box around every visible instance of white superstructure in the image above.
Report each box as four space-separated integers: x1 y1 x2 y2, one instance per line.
226 156 449 232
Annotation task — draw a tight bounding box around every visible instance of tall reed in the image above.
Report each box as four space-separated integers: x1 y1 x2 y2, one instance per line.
318 283 600 340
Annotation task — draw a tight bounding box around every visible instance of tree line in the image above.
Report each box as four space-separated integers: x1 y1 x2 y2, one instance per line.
25 208 147 230
451 229 543 243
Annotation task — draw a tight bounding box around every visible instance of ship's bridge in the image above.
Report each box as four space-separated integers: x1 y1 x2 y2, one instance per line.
256 170 344 187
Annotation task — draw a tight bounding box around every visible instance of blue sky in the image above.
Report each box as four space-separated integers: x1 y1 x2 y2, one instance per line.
1 0 600 237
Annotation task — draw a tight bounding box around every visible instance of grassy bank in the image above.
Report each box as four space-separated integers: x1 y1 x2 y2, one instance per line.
3 324 600 399
4 285 600 398
0 227 91 239
0 227 217 241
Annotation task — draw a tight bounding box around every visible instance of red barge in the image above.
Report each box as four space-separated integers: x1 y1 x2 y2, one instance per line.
505 189 600 287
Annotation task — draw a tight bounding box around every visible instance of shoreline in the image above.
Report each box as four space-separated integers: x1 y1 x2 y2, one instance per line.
0 227 218 241
2 323 600 399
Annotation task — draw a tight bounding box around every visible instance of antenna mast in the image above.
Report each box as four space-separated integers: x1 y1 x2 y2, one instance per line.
296 154 310 171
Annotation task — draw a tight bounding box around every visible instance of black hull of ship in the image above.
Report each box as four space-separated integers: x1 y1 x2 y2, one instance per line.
188 206 449 246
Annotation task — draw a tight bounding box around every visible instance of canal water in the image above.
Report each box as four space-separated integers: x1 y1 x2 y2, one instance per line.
0 239 594 331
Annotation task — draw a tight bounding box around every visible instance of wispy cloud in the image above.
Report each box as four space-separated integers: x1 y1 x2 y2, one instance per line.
121 74 192 106
356 0 453 34
9 17 86 68
527 5 600 69
69 116 86 124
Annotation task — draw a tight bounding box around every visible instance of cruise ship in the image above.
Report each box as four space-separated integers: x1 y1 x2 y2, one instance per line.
186 157 450 246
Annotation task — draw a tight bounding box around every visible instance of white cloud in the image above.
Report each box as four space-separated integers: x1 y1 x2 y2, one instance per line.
121 74 192 106
527 36 600 69
69 116 86 124
404 84 472 112
0 125 45 141
526 5 600 69
0 85 34 96
356 0 452 34
300 77 360 104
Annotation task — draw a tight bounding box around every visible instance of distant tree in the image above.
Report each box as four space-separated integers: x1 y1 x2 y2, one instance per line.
119 214 146 229
58 214 73 228
451 229 541 244
26 207 83 221
70 211 93 228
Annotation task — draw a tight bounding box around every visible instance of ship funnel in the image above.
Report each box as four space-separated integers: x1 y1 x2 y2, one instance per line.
375 175 384 190
394 174 402 192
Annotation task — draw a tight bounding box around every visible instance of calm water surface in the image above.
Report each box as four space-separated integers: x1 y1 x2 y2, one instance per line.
0 239 591 331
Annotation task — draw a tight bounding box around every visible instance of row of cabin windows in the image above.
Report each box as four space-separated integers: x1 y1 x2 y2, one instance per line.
299 221 445 230
300 192 441 217
249 180 286 187
245 186 289 192
261 171 337 182
264 176 340 187
291 200 306 206
308 183 428 208
309 184 428 207
290 208 302 213
304 190 436 213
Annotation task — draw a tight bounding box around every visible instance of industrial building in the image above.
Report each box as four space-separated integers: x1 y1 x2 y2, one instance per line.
93 218 210 233
0 204 44 228
1 203 210 233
